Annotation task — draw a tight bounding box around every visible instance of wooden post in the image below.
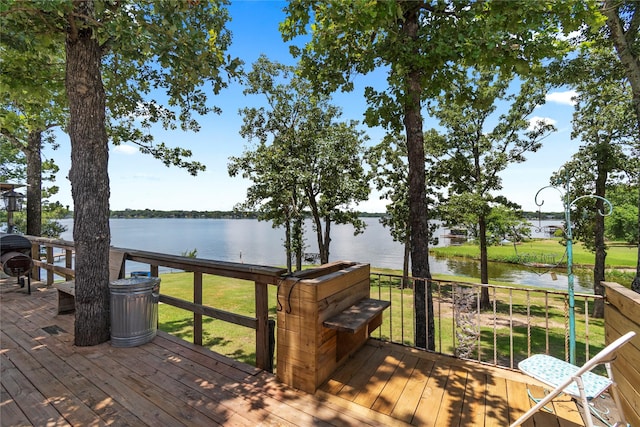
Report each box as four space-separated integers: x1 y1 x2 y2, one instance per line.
194 271 203 346
65 249 73 280
30 242 40 280
255 281 269 371
46 246 53 285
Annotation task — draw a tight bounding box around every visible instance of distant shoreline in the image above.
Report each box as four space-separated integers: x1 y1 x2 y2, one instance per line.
99 209 565 220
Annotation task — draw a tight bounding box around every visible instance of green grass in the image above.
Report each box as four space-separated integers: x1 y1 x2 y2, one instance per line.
430 238 638 268
158 269 607 369
158 271 279 366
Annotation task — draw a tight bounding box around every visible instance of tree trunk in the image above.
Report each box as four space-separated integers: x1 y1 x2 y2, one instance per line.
603 2 640 125
322 216 331 264
478 214 490 308
25 131 42 236
593 204 606 316
292 192 303 271
306 185 330 264
66 1 111 346
592 147 608 317
403 236 411 289
293 215 303 271
603 2 640 293
402 8 433 351
285 218 292 273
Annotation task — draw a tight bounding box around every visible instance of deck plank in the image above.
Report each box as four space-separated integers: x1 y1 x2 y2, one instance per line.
434 364 470 427
460 369 488 427
485 376 510 427
320 342 378 395
528 384 564 426
353 351 403 408
413 361 451 426
0 384 31 427
0 353 71 427
1 328 110 427
371 353 419 415
335 344 389 401
3 307 146 426
506 376 534 426
1 280 585 427
389 357 433 423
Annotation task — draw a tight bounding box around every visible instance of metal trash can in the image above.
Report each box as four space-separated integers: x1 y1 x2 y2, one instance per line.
109 276 161 347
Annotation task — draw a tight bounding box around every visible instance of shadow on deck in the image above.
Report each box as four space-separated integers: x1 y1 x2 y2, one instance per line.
1 278 584 426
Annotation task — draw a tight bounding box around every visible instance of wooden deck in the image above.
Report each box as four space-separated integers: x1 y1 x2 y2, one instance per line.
1 278 585 426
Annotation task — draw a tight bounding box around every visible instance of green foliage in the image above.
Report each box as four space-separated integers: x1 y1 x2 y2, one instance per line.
485 205 532 246
229 56 370 266
551 45 635 253
282 0 604 347
366 130 444 247
605 185 639 244
282 0 602 129
0 135 68 237
2 0 241 176
180 248 198 258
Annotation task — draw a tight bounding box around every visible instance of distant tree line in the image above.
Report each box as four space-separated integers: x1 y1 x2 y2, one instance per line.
108 209 387 219
107 209 562 220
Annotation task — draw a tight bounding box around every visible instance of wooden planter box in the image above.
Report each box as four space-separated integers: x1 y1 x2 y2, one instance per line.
276 261 388 393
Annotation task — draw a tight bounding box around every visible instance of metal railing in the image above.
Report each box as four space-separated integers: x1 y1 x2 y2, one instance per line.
370 272 605 369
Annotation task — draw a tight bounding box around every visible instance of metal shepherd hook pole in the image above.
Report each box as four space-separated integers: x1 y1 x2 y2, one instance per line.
534 171 613 365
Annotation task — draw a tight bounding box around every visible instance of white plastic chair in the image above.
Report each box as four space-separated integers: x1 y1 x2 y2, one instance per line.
510 331 636 427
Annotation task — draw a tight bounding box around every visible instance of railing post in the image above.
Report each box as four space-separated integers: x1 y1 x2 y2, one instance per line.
30 242 40 280
255 281 269 371
194 272 203 346
65 249 73 280
46 246 54 285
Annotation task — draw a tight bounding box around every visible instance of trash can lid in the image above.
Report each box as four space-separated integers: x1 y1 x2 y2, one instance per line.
109 276 160 291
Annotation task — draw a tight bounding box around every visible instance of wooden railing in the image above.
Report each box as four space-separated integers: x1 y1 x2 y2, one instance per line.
602 281 640 426
25 236 287 372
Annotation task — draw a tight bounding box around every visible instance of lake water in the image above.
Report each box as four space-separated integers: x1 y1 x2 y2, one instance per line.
57 217 593 293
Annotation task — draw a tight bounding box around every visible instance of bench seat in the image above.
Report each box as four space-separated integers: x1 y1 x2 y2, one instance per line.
53 280 75 314
51 248 127 315
323 298 390 360
323 298 390 333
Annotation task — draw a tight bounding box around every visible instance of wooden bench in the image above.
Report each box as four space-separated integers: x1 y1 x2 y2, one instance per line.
323 298 390 360
53 280 76 314
53 249 127 315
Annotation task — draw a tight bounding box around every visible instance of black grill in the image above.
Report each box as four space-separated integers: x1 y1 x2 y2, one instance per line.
0 233 33 294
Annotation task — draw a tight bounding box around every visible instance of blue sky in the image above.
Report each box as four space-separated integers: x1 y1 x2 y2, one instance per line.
44 1 579 214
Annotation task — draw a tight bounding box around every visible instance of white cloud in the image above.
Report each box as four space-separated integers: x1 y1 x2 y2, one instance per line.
113 145 138 155
131 172 159 180
546 90 578 106
528 116 557 131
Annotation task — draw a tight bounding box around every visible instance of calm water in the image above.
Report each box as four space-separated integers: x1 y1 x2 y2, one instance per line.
58 217 593 293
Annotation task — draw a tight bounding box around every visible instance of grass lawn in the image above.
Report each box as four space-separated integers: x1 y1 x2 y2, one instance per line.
430 238 638 268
